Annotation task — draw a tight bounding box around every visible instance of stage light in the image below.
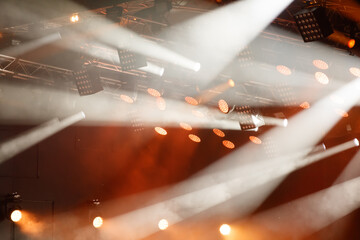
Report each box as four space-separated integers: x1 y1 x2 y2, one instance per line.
156 97 166 110
9 209 22 223
185 96 199 106
218 99 229 113
213 128 225 137
147 88 161 97
117 49 147 71
219 224 231 235
120 94 134 104
276 65 292 75
300 101 310 109
70 13 79 23
222 140 235 149
188 134 201 143
180 122 192 131
315 72 329 85
155 127 167 136
293 7 333 42
249 136 262 144
73 67 103 96
348 39 356 48
158 219 168 230
354 138 359 146
227 79 235 87
283 119 288 127
349 67 360 77
93 216 103 228
313 59 328 70
6 193 22 223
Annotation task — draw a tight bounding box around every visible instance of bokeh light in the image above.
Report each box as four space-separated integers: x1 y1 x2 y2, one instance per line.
189 134 201 143
349 67 360 77
120 94 134 104
227 79 235 87
222 140 235 149
249 136 262 144
10 210 22 223
156 97 166 110
70 13 79 23
219 224 231 235
155 127 167 135
276 65 292 75
218 99 229 113
158 219 169 230
180 122 192 131
185 96 199 106
334 109 349 118
213 128 225 137
315 72 329 85
92 216 103 228
348 39 356 48
300 101 310 109
147 88 161 97
192 110 205 118
312 59 329 70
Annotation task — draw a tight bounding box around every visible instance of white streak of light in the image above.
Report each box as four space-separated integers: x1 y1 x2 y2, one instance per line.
139 62 165 76
0 112 85 163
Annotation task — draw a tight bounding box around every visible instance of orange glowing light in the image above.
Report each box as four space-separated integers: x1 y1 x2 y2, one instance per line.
249 136 262 144
185 96 199 106
213 128 225 137
315 72 329 85
312 59 329 70
147 88 161 97
120 94 134 104
92 216 103 228
155 127 167 135
276 65 292 76
348 39 356 49
222 140 235 149
349 67 360 77
218 99 229 113
227 79 235 87
156 97 166 110
334 109 349 118
158 219 169 230
300 101 310 109
188 134 201 143
10 210 22 223
219 224 231 235
180 122 192 131
70 14 79 23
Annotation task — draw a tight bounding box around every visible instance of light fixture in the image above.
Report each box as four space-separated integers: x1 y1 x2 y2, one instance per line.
5 193 22 223
90 199 103 229
219 224 231 235
158 219 169 230
73 67 103 96
117 49 147 71
70 13 80 23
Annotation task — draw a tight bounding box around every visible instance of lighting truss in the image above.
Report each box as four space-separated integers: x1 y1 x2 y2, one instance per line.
73 66 103 96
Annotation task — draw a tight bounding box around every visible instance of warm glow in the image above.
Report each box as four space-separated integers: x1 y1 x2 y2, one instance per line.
158 219 169 230
156 97 166 110
334 109 349 118
155 127 167 136
218 99 229 113
185 96 199 106
222 140 235 149
147 88 161 97
192 110 205 118
219 224 231 235
10 210 22 223
249 136 262 144
93 216 103 228
228 79 235 87
300 101 310 109
348 39 356 49
189 134 201 143
180 122 192 131
312 59 329 70
120 94 134 104
315 72 329 85
349 67 360 77
70 14 79 23
213 128 225 137
276 65 292 75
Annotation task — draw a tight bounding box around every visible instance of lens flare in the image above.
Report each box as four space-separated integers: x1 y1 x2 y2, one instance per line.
158 219 169 230
219 224 231 235
93 216 103 228
10 210 22 223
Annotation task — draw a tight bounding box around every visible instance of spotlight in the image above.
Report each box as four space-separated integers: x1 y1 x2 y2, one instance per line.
353 138 359 147
219 224 231 235
90 199 103 229
10 209 22 223
348 39 356 48
293 7 333 42
158 219 169 230
5 193 22 223
73 67 103 96
218 99 229 114
117 49 147 71
70 13 80 23
92 216 103 228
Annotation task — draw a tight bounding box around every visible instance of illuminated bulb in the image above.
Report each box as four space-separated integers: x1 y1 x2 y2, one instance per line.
10 210 22 223
219 224 231 235
348 39 356 49
70 14 79 23
354 138 359 147
155 127 167 136
218 99 229 113
158 219 169 230
213 128 225 137
93 216 103 228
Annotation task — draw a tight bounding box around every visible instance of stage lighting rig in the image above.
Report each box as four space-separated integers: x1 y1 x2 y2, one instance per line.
90 199 103 229
117 48 147 71
73 66 103 96
3 192 23 223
